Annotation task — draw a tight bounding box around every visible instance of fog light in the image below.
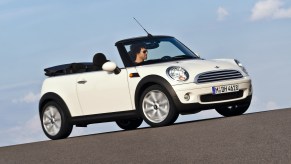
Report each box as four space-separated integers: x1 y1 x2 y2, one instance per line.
184 93 190 101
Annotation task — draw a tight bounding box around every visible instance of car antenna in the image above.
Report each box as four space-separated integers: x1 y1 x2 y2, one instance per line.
133 17 153 37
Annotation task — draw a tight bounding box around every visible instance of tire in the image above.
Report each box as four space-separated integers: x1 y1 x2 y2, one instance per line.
215 102 250 117
116 118 143 130
41 101 73 140
139 85 179 127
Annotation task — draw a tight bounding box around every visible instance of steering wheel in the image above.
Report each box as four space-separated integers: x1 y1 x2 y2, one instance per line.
161 56 171 60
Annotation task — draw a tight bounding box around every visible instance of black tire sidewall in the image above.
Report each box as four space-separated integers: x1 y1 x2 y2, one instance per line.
215 102 250 117
139 85 178 127
41 101 73 140
116 118 143 130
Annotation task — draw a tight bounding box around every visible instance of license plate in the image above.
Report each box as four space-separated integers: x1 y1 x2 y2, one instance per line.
212 84 239 94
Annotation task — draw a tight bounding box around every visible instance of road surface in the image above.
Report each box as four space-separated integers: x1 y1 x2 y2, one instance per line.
1 108 291 164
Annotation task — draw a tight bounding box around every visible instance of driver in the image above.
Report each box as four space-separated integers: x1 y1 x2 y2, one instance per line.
130 43 148 64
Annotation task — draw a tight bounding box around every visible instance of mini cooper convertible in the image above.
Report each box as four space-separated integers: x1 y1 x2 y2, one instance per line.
39 35 252 140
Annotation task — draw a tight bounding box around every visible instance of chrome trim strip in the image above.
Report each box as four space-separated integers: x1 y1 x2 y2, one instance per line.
195 69 243 84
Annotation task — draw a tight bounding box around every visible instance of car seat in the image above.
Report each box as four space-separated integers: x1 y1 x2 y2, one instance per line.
87 53 108 72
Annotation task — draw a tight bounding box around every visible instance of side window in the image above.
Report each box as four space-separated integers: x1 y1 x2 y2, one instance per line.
125 45 135 62
107 51 125 68
106 56 125 68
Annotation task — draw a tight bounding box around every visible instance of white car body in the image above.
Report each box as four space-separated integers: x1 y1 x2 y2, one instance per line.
41 59 251 116
39 35 252 140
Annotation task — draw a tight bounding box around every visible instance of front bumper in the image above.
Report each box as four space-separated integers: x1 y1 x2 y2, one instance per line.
173 95 252 114
169 77 252 114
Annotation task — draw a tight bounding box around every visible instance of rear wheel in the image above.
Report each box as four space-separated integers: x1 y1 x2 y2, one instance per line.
116 118 143 130
41 101 73 140
139 85 179 127
215 103 250 117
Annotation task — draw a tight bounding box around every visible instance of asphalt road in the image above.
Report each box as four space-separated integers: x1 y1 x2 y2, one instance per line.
1 108 291 164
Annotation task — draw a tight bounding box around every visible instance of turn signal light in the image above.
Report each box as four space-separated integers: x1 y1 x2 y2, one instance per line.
129 73 140 78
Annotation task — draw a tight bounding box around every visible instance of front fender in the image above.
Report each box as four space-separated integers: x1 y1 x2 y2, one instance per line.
39 92 72 119
134 75 178 110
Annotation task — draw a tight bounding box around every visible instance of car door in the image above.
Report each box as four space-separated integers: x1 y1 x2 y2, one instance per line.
76 69 133 115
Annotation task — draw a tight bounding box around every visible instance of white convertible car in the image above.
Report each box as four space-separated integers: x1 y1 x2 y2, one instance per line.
39 35 252 140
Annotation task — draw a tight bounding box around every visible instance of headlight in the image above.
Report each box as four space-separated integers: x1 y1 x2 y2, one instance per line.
235 59 248 75
166 66 189 81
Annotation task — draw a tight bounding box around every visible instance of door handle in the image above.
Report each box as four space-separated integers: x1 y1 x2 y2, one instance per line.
77 80 87 84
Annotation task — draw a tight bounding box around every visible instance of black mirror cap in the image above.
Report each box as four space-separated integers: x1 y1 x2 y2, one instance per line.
114 67 121 75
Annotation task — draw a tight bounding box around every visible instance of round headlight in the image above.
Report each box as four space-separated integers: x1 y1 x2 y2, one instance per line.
166 66 189 81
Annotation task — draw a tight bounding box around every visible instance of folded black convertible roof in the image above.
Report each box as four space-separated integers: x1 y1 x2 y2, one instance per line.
44 62 92 77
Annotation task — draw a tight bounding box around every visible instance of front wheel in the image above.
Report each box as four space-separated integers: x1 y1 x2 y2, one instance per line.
41 101 73 140
116 118 143 130
139 85 179 127
215 103 250 117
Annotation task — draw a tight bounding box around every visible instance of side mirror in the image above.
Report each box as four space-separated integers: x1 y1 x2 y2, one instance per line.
102 61 121 74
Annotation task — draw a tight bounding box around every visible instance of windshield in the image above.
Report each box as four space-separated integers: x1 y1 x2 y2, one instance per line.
124 37 198 65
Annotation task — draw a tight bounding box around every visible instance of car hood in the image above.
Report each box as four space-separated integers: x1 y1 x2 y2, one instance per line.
135 59 245 85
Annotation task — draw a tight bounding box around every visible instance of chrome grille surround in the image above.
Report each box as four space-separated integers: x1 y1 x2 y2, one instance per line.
195 69 243 84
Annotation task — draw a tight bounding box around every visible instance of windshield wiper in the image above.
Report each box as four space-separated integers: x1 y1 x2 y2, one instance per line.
135 55 196 66
172 55 195 59
135 59 163 66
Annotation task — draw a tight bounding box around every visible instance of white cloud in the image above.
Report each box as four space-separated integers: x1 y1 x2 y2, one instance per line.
0 114 46 147
245 95 281 113
217 7 229 21
0 81 40 91
251 0 291 21
273 7 291 18
266 101 279 110
12 91 40 104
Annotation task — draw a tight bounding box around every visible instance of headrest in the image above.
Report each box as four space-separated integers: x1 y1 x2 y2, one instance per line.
93 53 107 67
127 50 136 61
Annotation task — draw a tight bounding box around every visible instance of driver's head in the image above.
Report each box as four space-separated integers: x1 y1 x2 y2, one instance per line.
130 43 147 63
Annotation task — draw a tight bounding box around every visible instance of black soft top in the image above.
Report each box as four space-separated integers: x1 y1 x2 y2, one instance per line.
44 62 92 77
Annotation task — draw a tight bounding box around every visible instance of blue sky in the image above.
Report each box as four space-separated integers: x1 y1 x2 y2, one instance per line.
1 0 291 147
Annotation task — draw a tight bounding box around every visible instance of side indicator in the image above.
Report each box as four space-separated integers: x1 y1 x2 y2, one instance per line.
129 73 140 78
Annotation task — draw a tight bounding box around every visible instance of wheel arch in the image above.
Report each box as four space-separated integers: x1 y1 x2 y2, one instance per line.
39 92 72 119
134 75 178 110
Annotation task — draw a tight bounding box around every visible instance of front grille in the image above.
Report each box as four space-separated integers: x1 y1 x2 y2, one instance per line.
196 70 243 83
200 90 243 102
